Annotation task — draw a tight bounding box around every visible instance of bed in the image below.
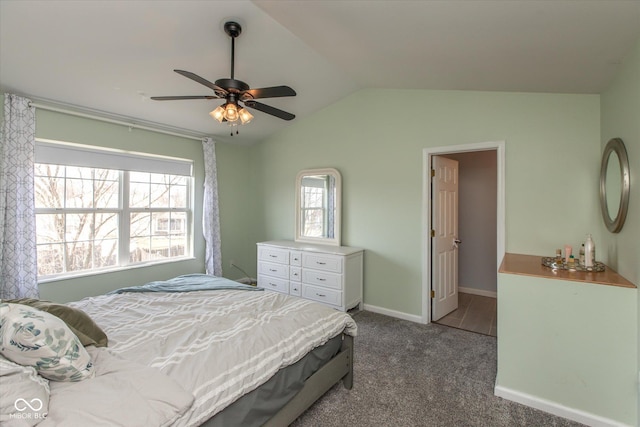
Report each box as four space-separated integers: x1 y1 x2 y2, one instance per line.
0 274 357 426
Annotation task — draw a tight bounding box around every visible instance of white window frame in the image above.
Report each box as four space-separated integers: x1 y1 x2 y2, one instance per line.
35 139 194 281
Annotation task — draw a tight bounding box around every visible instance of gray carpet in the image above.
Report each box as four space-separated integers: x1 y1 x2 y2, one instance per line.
292 310 584 427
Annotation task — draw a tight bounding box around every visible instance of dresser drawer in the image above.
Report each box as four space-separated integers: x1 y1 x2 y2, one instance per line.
258 246 290 264
302 284 341 307
258 275 289 294
258 261 289 279
302 253 342 273
289 251 302 266
289 282 301 296
302 269 342 290
290 266 302 282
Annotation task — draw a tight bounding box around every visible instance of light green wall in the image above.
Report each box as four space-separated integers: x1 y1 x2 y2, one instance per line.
496 273 637 425
600 36 640 424
215 142 258 280
1 96 255 302
252 89 601 316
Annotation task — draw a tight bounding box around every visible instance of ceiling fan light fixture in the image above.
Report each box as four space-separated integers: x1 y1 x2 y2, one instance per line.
223 102 239 122
209 105 225 123
239 107 253 124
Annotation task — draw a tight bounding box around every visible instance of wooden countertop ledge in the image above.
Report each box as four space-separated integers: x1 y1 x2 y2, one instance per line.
499 253 636 289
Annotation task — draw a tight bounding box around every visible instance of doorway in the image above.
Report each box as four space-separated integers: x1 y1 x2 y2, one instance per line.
421 141 505 330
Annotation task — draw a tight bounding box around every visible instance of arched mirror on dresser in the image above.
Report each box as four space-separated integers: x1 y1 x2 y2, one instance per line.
295 168 341 246
599 138 630 233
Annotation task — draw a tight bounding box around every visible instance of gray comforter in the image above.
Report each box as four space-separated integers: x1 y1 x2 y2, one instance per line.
66 285 357 426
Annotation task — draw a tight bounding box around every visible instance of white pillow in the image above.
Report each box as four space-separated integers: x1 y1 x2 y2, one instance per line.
0 355 50 426
0 303 95 382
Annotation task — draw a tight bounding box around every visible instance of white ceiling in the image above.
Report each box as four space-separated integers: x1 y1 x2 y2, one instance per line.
1 1 638 145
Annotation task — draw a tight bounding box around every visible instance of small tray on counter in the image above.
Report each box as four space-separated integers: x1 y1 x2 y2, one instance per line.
541 257 606 272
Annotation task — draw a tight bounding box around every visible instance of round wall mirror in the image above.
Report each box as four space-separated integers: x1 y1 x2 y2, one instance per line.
599 138 630 233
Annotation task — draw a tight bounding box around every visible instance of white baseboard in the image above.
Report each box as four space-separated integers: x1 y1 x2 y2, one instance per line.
494 385 632 427
362 304 423 324
459 286 497 298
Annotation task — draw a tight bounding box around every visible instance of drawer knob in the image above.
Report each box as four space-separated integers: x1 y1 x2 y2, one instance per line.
317 277 326 281
316 293 326 297
270 283 277 287
269 269 277 272
269 254 277 258
317 261 326 265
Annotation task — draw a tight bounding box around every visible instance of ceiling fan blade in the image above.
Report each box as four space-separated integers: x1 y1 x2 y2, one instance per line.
244 100 295 121
243 85 296 100
150 95 219 101
174 70 227 95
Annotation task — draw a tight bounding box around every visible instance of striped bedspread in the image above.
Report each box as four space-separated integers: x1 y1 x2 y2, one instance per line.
69 288 357 426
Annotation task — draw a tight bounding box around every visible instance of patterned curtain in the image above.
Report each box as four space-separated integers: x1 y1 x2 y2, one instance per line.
0 94 39 299
202 137 222 276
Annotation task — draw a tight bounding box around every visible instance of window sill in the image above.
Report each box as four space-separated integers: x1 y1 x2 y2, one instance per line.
37 256 197 284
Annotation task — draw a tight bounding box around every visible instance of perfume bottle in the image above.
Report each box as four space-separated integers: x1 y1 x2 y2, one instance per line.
584 234 595 268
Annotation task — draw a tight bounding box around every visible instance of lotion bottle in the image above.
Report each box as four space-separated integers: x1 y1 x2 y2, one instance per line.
584 234 595 268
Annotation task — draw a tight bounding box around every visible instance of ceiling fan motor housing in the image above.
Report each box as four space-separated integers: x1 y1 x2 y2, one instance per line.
215 78 250 94
224 21 242 38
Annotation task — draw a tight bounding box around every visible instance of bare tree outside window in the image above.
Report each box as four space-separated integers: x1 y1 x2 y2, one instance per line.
129 172 187 263
35 164 190 278
302 186 325 237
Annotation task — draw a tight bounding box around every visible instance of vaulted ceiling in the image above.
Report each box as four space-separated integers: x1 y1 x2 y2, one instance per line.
1 1 638 145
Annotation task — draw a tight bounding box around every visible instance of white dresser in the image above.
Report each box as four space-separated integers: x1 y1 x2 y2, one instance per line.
257 240 363 311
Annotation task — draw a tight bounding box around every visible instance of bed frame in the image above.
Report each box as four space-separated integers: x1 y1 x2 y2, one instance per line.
263 333 354 426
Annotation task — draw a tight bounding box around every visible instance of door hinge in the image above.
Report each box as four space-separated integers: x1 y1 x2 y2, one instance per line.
431 168 435 177
430 229 435 237
430 289 435 299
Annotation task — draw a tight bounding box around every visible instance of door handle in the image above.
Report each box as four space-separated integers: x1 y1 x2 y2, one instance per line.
453 239 462 248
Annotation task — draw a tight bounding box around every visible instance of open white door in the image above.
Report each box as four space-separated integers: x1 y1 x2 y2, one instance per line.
431 155 459 321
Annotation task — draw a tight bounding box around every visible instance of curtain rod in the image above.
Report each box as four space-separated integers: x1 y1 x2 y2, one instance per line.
28 101 206 142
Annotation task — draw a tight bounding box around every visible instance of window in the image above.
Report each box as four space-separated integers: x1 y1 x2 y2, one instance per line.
128 172 189 264
301 183 325 237
300 175 335 238
34 140 193 279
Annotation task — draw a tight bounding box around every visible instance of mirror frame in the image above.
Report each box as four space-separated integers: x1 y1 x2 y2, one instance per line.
295 168 342 246
599 138 630 233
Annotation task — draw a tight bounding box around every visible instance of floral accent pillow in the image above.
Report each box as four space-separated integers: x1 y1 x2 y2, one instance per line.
0 303 95 382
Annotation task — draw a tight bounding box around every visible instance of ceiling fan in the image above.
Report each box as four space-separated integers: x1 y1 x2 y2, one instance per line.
151 21 296 134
